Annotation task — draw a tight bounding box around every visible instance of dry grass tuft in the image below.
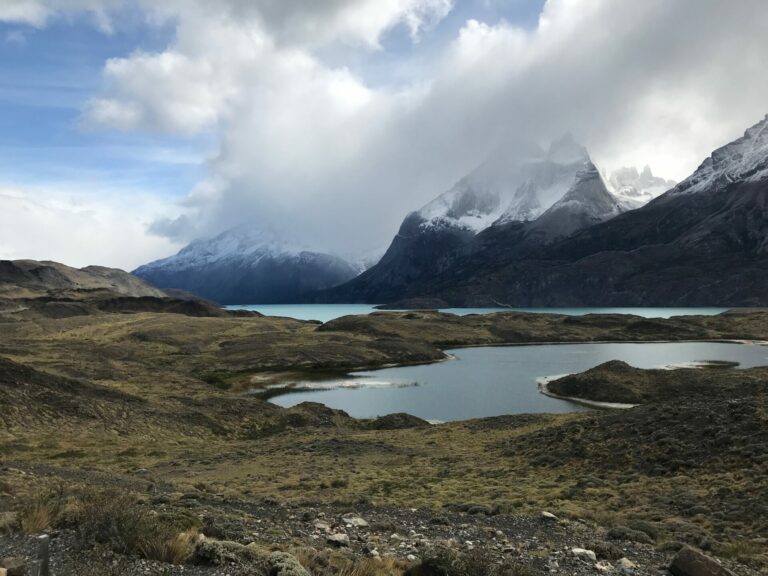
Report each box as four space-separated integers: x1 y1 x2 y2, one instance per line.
338 557 408 576
18 485 64 534
139 529 198 565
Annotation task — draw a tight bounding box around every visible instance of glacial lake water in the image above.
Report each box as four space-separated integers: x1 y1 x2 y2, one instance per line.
225 304 730 323
267 342 768 421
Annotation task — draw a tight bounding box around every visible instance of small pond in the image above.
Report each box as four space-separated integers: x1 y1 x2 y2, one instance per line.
266 342 768 421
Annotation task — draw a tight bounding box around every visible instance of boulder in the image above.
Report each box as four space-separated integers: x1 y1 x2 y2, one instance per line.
618 557 638 574
0 558 26 576
571 548 597 562
669 546 735 576
341 513 369 528
326 533 350 547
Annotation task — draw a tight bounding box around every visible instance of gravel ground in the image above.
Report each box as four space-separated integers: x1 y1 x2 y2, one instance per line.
1 500 756 576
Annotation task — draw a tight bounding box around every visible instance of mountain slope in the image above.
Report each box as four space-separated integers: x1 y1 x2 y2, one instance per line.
320 136 631 303
418 115 768 306
134 227 361 304
320 139 635 303
0 260 167 299
526 161 626 241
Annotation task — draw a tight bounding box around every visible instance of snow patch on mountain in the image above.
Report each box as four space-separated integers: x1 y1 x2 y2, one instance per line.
137 226 351 274
417 134 591 234
134 226 362 287
671 114 768 196
529 161 627 240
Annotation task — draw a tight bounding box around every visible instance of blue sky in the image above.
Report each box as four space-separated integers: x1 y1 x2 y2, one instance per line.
0 12 210 199
0 1 544 203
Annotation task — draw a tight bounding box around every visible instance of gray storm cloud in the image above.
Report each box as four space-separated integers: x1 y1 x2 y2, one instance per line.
77 0 768 255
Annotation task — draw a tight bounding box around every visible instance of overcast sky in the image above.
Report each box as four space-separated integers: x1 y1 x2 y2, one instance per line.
1 0 767 269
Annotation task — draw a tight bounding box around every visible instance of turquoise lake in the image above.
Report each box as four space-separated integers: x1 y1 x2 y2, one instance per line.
225 304 730 323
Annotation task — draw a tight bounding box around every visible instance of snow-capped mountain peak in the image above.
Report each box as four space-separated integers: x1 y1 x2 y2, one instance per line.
672 114 768 196
140 226 311 273
606 165 676 209
134 226 362 304
528 160 627 240
416 135 592 234
546 132 589 165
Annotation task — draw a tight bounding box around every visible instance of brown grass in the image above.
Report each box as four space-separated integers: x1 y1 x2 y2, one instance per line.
18 486 64 534
138 529 198 565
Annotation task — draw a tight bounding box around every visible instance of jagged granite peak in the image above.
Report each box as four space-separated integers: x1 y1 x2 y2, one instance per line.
546 132 589 165
134 226 361 304
314 138 625 304
529 161 626 241
606 164 676 208
670 114 768 197
417 135 591 234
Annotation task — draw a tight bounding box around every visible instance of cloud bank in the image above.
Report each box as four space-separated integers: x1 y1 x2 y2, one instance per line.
5 0 768 266
0 185 179 269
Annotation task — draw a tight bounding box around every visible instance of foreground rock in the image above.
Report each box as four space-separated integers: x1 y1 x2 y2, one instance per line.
670 546 736 576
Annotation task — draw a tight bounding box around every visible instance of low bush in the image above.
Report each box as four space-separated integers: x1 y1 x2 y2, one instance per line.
72 489 197 564
405 549 535 576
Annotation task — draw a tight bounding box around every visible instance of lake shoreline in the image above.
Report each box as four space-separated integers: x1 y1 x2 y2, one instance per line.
266 339 768 420
536 374 638 410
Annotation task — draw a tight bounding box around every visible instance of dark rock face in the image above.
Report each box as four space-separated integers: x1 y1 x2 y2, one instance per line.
669 546 736 576
432 176 768 306
526 161 624 242
319 212 476 304
322 116 768 307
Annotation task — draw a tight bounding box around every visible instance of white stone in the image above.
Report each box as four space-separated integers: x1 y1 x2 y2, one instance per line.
571 548 597 562
595 560 613 573
342 514 369 528
326 534 350 547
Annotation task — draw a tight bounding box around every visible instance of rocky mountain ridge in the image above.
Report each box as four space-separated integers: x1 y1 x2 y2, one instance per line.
321 115 768 306
134 227 362 305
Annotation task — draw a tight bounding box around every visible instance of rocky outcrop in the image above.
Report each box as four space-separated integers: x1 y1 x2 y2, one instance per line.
669 546 736 576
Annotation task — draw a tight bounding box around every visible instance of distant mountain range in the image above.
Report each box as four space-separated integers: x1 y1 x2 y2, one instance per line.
321 115 768 307
134 117 768 307
315 134 670 304
134 228 363 304
134 133 673 305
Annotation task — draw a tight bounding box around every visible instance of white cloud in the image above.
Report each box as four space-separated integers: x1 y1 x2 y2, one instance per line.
0 185 183 270
104 0 766 253
11 0 768 264
0 0 119 32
